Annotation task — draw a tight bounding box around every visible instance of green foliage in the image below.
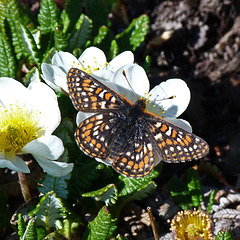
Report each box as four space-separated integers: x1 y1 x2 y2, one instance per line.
215 229 234 240
207 189 216 214
0 28 16 78
115 14 149 52
82 206 117 240
28 191 65 229
170 167 204 210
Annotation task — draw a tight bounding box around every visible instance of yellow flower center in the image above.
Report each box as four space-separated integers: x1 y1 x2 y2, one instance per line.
0 103 45 157
73 58 108 75
142 94 166 118
170 210 213 240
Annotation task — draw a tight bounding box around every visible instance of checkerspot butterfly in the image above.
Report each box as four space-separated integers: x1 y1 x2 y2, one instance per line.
67 68 209 178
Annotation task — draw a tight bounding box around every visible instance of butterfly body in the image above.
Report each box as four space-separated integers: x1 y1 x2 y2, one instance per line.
67 68 209 178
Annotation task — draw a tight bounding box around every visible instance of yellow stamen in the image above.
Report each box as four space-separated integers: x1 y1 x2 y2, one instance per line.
80 58 108 74
0 103 45 157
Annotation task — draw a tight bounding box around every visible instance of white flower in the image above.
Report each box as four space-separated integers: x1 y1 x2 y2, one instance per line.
76 63 191 166
41 46 134 93
0 78 73 176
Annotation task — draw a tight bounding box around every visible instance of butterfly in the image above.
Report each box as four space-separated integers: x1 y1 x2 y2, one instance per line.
67 68 209 178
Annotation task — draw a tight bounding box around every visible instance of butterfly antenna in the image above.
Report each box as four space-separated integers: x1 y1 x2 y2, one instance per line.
122 70 139 99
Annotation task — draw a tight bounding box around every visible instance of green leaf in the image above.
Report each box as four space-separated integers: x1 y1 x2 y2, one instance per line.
38 0 59 34
20 25 42 66
56 219 80 239
0 0 31 59
82 183 118 206
28 191 65 229
54 25 69 51
187 168 203 208
18 213 26 238
22 218 38 240
170 177 192 210
93 25 112 55
118 166 159 198
82 206 117 240
207 189 216 214
0 29 16 78
68 14 92 51
85 0 115 35
115 14 149 52
37 172 71 199
23 67 41 86
215 229 234 240
143 55 151 74
109 39 119 60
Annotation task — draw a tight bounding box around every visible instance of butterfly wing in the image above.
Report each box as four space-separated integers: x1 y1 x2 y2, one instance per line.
67 68 131 112
75 111 123 160
147 114 209 163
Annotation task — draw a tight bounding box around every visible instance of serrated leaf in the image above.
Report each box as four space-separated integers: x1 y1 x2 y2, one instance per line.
68 14 92 51
82 184 118 206
54 25 68 51
115 14 149 52
82 206 117 240
18 213 26 238
37 172 71 199
22 218 38 240
215 229 234 240
28 191 65 229
207 189 216 214
109 39 119 60
38 0 59 34
20 25 42 66
0 0 31 59
187 168 203 208
24 67 41 86
0 29 16 78
118 167 159 198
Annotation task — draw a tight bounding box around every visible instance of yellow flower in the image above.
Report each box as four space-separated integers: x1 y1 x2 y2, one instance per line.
170 209 213 240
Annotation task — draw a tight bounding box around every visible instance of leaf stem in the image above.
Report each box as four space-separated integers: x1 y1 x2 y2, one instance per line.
18 172 31 202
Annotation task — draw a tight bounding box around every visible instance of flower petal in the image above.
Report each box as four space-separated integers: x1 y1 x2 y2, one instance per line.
165 117 192 132
149 78 190 118
27 82 61 134
78 47 107 69
76 111 94 125
0 156 30 173
107 51 134 71
34 156 73 177
52 51 80 72
111 64 150 102
0 78 28 108
22 135 64 160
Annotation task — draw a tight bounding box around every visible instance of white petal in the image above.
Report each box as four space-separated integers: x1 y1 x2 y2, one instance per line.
76 111 94 125
27 82 61 134
0 156 30 173
78 47 107 69
165 117 192 132
149 78 190 118
41 63 63 92
52 51 80 72
92 69 114 82
107 51 134 71
0 78 28 107
111 64 150 103
34 156 73 177
22 135 64 160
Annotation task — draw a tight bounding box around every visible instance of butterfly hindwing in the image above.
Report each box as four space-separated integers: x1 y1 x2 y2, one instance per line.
147 114 209 163
67 68 131 112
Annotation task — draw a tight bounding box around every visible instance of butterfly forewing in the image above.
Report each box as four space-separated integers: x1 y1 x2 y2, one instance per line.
148 115 209 163
75 111 123 160
67 68 130 112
